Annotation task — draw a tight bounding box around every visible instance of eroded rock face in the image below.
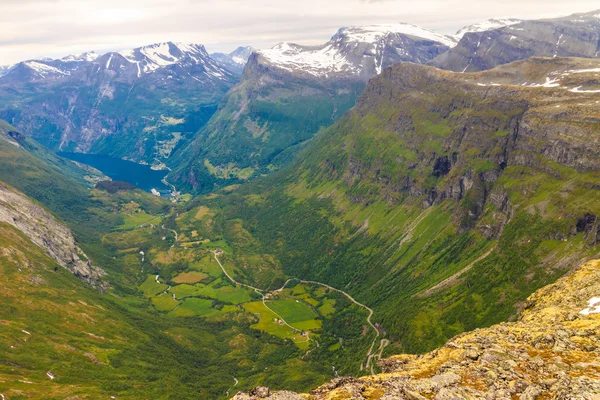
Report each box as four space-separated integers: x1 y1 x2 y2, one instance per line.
0 182 106 288
232 260 600 399
431 10 600 72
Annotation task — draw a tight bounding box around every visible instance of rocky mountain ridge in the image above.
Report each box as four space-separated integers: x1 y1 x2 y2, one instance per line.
432 10 600 72
0 41 238 164
256 23 455 79
211 46 256 75
171 23 456 192
454 18 523 39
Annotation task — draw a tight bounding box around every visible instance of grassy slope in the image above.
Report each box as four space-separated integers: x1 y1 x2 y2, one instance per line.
0 220 336 399
200 59 600 353
170 64 365 193
0 122 370 397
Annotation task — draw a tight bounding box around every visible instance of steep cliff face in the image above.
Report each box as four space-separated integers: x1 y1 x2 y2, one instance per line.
171 53 365 192
432 10 600 72
342 57 600 208
232 259 600 399
171 24 454 193
0 183 105 287
211 57 600 355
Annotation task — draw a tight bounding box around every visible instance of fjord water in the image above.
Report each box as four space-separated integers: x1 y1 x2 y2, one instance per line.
58 152 171 196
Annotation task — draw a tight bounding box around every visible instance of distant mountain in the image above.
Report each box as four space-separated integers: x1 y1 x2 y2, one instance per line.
0 64 14 77
0 42 238 165
433 10 600 72
259 24 457 78
211 46 255 75
171 24 456 193
454 17 522 39
61 51 100 62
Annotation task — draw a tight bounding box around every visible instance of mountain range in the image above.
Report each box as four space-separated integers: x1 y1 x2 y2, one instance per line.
0 8 599 400
211 46 256 75
0 42 238 165
433 10 600 71
170 23 458 192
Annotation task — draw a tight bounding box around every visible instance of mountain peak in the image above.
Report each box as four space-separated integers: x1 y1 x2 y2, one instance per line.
257 24 453 78
334 23 458 48
210 46 255 75
62 51 99 62
117 42 214 74
455 17 523 39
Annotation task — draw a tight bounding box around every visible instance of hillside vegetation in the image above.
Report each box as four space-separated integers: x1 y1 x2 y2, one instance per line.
196 57 600 354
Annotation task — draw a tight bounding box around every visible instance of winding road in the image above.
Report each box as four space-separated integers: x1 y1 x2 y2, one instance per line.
212 251 387 372
162 224 178 247
212 252 306 339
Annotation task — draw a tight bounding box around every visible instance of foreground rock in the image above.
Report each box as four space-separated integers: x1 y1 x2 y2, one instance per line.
233 259 600 399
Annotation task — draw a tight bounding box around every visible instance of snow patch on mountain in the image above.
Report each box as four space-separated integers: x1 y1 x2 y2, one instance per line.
119 42 214 74
211 46 255 75
23 61 69 77
258 24 455 78
0 64 14 77
62 52 99 62
336 24 457 48
259 42 355 77
455 18 523 39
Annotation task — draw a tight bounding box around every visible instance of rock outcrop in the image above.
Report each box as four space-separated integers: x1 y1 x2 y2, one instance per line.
233 259 600 399
0 182 106 288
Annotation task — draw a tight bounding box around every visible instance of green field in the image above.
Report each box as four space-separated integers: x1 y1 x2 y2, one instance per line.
171 284 204 299
267 299 319 324
140 275 168 297
118 211 158 230
189 256 223 277
318 299 336 317
152 294 180 311
195 283 254 304
243 301 309 348
169 298 218 317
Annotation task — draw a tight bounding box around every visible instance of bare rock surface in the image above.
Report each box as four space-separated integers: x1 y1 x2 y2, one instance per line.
0 182 105 287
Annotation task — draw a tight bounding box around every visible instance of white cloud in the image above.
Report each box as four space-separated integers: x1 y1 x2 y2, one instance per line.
0 0 598 64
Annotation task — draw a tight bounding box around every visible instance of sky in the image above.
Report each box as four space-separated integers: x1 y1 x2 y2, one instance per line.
1 0 599 65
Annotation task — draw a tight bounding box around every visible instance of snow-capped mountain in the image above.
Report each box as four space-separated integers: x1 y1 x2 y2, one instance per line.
257 23 456 78
0 41 239 165
454 18 522 39
0 64 14 77
1 42 234 85
432 10 600 72
173 23 456 191
211 46 255 75
61 51 100 62
2 60 72 82
117 42 229 78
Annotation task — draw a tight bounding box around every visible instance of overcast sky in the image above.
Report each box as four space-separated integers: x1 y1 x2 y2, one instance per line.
1 0 599 64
